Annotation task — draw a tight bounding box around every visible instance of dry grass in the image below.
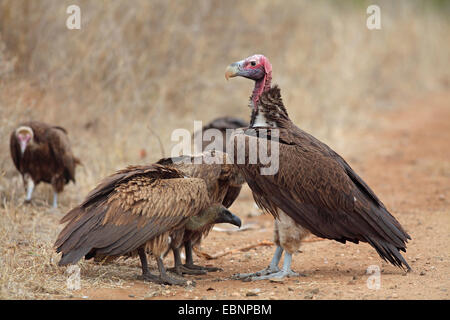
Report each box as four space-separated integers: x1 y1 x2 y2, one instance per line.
0 202 175 299
0 0 449 299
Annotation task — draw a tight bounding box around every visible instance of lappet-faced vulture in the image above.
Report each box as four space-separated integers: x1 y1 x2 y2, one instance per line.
10 121 81 208
157 150 244 275
225 54 411 280
54 163 241 285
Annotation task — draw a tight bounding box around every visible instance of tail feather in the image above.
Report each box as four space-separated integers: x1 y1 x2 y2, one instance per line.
365 236 411 271
58 247 92 266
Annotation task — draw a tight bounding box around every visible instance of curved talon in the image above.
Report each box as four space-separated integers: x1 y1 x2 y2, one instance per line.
160 274 190 286
168 265 207 276
251 269 299 281
184 263 222 273
140 272 164 284
140 270 190 286
232 266 280 280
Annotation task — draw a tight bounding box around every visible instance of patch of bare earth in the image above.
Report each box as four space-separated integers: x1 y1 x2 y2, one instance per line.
70 94 449 300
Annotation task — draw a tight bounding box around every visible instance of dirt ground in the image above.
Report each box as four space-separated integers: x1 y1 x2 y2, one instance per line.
66 93 449 300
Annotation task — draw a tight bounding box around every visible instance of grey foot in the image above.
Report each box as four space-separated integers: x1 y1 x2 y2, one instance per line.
160 273 190 286
184 263 222 273
140 271 190 286
250 269 299 281
168 265 207 276
140 271 163 284
232 266 280 280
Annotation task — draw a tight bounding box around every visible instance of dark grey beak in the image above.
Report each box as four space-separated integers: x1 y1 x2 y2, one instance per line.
215 207 242 228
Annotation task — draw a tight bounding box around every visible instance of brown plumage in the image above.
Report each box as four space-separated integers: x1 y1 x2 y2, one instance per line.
54 163 240 285
193 116 248 212
226 55 411 280
156 150 244 274
9 121 80 208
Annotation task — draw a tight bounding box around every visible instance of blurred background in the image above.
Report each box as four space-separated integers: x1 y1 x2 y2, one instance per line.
0 0 449 208
1 0 449 191
0 0 449 300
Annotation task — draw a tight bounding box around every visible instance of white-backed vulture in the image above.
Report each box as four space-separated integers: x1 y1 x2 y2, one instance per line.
225 54 411 280
54 163 241 285
10 121 81 208
157 150 244 275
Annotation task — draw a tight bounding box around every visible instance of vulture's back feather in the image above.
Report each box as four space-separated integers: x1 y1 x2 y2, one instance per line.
156 151 245 247
55 164 210 265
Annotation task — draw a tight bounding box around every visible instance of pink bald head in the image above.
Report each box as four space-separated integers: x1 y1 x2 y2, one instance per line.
243 54 272 110
15 126 33 154
225 54 273 110
249 54 272 75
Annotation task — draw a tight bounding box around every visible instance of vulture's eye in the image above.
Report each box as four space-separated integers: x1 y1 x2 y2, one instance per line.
250 61 256 66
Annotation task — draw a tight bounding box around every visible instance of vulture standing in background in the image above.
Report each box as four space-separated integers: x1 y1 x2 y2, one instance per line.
192 116 248 208
54 163 241 285
194 116 248 153
225 54 411 280
10 121 80 208
157 150 244 275
193 116 248 208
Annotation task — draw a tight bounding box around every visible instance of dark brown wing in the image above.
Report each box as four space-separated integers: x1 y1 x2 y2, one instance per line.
157 152 244 247
232 127 411 269
158 151 245 208
9 131 21 172
157 151 237 204
25 121 51 143
45 126 78 182
55 164 210 265
222 185 242 208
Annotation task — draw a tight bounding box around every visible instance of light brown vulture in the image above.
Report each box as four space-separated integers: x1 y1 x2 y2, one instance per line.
156 150 244 275
192 116 248 209
54 163 241 285
9 121 80 208
225 54 411 280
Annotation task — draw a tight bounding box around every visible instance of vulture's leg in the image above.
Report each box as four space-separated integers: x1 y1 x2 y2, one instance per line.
168 247 206 275
251 251 299 280
232 246 283 280
183 240 222 272
52 192 58 208
156 256 188 286
168 247 183 275
51 176 64 209
138 248 161 283
24 177 35 204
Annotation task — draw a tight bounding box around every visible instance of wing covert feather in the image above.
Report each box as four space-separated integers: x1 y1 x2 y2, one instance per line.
232 129 410 248
55 165 210 264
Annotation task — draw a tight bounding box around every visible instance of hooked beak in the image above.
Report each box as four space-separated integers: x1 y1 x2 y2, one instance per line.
215 207 242 228
225 60 243 80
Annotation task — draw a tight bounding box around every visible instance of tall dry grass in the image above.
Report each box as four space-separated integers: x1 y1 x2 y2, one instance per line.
0 0 449 299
